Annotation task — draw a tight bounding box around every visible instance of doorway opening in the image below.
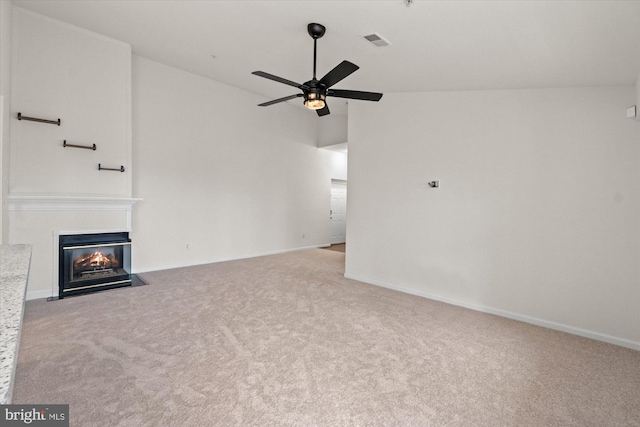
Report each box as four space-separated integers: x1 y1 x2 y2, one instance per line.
330 179 347 245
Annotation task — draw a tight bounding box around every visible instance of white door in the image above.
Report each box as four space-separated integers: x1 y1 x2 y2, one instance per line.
330 180 347 244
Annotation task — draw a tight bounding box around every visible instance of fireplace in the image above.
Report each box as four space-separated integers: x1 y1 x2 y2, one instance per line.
58 232 132 298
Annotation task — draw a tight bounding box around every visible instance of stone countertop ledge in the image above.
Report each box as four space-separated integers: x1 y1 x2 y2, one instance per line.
0 244 32 404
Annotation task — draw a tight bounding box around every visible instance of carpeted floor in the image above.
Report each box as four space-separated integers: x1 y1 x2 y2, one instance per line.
321 243 345 253
13 249 640 426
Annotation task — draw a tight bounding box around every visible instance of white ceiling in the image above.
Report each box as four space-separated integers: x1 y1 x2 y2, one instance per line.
11 0 640 117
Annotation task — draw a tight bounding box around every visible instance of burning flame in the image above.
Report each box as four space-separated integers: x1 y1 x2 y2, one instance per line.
73 251 119 274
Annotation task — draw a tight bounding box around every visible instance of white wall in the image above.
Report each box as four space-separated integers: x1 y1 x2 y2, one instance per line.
327 150 348 181
636 71 640 121
8 8 133 298
0 1 12 243
10 8 131 198
131 56 332 272
317 114 347 148
346 87 640 348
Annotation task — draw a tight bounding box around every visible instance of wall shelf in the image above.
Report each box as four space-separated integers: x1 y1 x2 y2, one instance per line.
63 140 96 151
98 164 125 172
17 112 60 126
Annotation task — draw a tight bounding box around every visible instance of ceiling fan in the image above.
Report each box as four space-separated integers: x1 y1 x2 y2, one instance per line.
252 23 383 117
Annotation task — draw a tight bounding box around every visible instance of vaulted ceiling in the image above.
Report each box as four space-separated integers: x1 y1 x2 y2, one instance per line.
12 0 640 116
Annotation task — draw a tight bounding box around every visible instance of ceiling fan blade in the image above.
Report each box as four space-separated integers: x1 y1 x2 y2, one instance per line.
318 60 359 88
316 104 330 117
258 93 302 107
252 71 304 89
328 89 383 102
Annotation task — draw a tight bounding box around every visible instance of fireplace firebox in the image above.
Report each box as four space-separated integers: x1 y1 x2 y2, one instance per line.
58 232 132 298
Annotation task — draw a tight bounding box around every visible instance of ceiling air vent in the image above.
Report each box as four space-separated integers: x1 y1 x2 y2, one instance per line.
363 33 392 47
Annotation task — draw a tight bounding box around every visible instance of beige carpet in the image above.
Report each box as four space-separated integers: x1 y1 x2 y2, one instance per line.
13 249 640 426
321 243 345 253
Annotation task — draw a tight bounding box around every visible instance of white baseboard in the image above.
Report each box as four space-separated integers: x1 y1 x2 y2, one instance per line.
134 244 331 275
344 273 640 352
25 289 53 301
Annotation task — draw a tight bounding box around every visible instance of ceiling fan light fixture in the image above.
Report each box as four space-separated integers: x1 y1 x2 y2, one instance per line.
304 92 326 110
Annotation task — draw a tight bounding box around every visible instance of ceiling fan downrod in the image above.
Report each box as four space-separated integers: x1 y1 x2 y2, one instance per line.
307 23 326 81
313 38 317 80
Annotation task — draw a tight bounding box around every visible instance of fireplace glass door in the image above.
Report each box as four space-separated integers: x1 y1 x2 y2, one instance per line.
59 232 131 298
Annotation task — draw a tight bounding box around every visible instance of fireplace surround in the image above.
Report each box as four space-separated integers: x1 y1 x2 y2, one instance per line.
58 232 131 298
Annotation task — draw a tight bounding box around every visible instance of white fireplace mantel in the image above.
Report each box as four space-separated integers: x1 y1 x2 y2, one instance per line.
8 195 142 211
8 196 142 230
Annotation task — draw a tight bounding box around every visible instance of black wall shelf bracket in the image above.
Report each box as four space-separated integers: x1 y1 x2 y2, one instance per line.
17 112 60 126
64 140 96 150
98 164 125 172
